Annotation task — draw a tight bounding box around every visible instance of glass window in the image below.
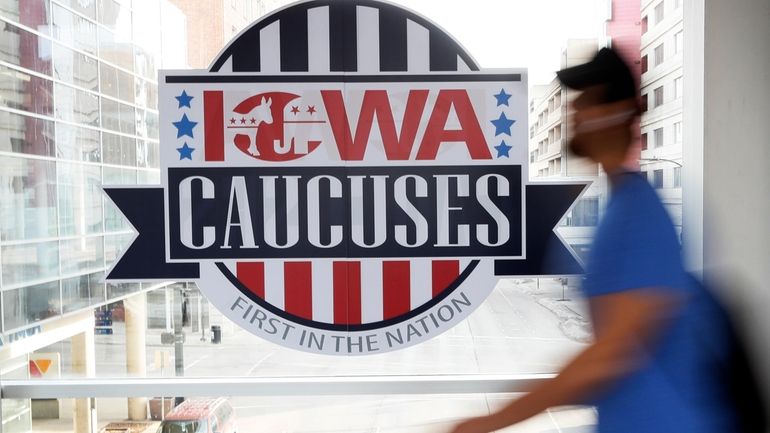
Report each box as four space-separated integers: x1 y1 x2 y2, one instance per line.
0 111 55 156
674 76 683 99
57 0 96 20
641 55 648 73
106 281 140 299
100 98 136 135
97 0 132 33
654 43 664 66
654 86 664 107
97 26 134 71
641 94 648 112
51 3 97 55
99 62 134 104
61 274 91 313
0 156 57 241
654 127 664 147
55 122 101 162
0 65 54 116
57 162 103 236
674 121 682 142
654 1 665 24
2 281 61 331
137 167 160 184
102 132 136 166
60 236 104 276
652 169 664 188
673 166 682 187
54 82 99 126
1 241 59 287
641 16 648 34
103 166 135 231
641 132 648 150
52 42 98 91
131 1 160 79
675 31 683 54
0 22 53 76
0 0 52 33
566 198 599 227
104 232 132 266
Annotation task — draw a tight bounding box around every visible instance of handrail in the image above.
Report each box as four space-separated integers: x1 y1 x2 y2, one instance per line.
0 374 554 399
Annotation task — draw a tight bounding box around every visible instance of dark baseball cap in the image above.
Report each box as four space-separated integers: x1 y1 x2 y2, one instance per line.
556 47 637 104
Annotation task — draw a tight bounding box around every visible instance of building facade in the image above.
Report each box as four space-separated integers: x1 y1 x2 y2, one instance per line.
0 0 188 431
639 0 684 234
528 39 601 262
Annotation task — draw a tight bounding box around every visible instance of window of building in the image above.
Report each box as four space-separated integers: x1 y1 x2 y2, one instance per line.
654 127 664 147
653 169 664 188
674 76 683 99
641 94 648 112
641 55 648 73
654 86 664 107
675 31 683 54
655 1 665 24
674 121 682 142
673 166 682 187
641 133 648 150
642 16 648 34
567 198 600 227
654 43 665 66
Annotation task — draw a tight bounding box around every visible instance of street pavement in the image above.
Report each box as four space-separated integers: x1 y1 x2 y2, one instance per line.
31 278 596 432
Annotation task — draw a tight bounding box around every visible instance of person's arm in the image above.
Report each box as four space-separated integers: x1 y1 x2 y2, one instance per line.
448 288 679 433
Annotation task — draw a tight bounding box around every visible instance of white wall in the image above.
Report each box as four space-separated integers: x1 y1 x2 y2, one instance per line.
683 0 770 395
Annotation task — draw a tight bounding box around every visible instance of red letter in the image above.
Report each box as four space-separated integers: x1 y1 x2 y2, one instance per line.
321 90 429 160
417 90 491 160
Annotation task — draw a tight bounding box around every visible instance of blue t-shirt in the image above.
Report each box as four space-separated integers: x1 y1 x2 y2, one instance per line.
582 172 733 433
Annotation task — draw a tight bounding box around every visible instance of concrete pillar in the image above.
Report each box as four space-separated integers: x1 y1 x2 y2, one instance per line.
683 0 770 396
71 330 96 433
125 293 148 420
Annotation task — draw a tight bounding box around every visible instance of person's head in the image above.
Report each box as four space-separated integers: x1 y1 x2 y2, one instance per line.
557 47 640 170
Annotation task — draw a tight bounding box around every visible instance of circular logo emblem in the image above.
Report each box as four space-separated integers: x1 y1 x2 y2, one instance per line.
105 0 584 355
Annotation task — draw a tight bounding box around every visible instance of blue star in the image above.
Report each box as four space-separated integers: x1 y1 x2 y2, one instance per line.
491 112 515 136
494 140 512 158
173 114 198 138
175 90 193 108
177 143 195 160
494 88 512 106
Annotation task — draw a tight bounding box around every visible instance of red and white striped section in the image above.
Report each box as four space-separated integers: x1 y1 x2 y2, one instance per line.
228 259 468 325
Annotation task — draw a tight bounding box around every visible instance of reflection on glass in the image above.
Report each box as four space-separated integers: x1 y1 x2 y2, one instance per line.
0 21 53 76
0 0 51 34
52 42 98 91
57 0 96 20
103 166 135 231
102 131 136 166
0 65 54 116
60 236 104 276
1 243 59 288
106 281 139 299
97 0 132 34
101 98 136 135
131 0 160 79
99 62 134 103
54 82 99 126
104 232 132 265
55 122 101 162
0 111 55 156
57 162 103 236
0 156 57 241
52 3 97 55
62 273 95 313
97 25 134 72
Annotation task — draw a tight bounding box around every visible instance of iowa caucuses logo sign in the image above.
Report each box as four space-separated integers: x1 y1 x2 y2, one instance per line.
105 0 585 355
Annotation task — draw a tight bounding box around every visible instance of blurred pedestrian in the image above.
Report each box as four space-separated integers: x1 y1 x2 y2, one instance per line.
448 47 737 433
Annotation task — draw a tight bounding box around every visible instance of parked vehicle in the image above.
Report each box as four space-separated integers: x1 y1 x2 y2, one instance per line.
156 398 237 433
